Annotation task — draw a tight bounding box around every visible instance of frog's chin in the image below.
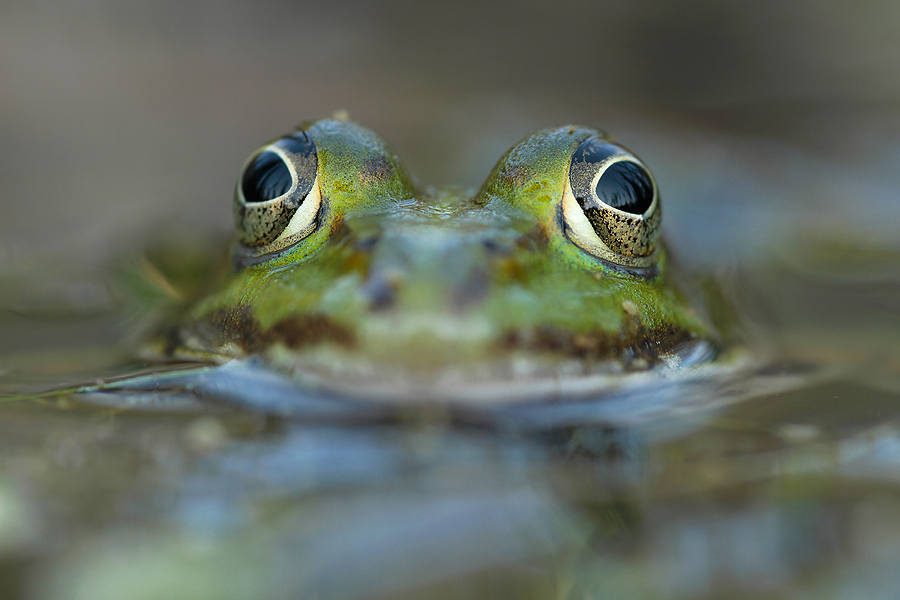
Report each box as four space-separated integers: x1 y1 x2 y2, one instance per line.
256 338 719 406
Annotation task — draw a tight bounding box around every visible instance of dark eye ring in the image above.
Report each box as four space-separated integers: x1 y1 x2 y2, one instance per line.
233 131 320 251
563 136 660 268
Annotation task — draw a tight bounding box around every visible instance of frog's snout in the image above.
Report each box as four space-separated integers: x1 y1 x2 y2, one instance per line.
358 228 500 314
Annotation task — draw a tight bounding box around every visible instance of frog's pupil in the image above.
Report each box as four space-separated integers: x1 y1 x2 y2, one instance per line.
242 151 292 203
595 161 653 215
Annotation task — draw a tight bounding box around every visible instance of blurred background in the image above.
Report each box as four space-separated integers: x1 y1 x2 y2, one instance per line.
2 0 899 266
2 3 900 599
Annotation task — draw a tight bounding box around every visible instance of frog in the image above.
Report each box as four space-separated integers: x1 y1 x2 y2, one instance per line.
76 116 735 417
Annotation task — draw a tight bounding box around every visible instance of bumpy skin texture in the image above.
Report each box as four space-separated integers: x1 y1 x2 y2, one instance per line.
170 119 719 387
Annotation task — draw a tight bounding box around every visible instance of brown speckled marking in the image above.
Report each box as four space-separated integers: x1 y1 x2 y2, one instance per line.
498 163 528 187
266 314 355 349
196 306 355 354
498 314 694 371
359 156 394 183
234 199 295 247
568 159 597 199
582 202 661 257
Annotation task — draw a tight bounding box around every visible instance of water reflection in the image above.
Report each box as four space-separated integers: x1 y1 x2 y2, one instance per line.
15 369 899 599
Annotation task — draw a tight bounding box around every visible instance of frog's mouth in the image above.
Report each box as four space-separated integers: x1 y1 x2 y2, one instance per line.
166 300 719 406
264 336 718 407
79 339 736 434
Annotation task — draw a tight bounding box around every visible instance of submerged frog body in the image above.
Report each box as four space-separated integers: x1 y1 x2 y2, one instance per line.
131 117 726 407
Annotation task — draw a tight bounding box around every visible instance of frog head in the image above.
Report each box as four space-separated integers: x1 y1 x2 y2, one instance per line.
168 118 721 402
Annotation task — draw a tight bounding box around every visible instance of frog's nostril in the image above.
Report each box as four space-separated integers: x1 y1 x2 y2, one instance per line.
355 236 379 252
481 238 511 256
361 268 405 311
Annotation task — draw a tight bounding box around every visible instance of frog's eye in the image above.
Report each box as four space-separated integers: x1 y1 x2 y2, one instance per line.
562 136 661 268
233 131 321 251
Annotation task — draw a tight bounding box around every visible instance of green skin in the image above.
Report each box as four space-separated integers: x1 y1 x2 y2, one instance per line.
168 118 719 400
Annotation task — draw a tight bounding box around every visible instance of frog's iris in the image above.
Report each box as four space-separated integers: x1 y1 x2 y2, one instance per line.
233 131 319 249
565 136 661 263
